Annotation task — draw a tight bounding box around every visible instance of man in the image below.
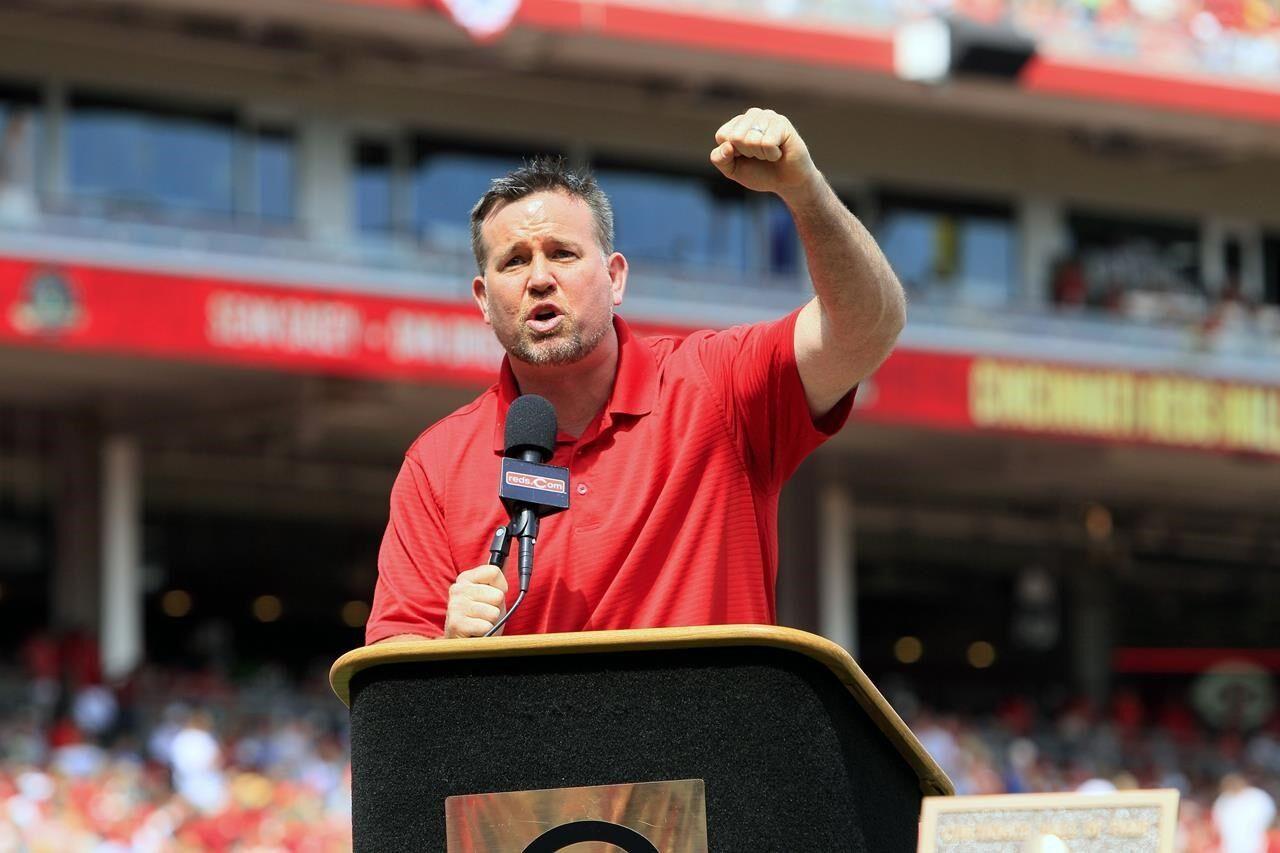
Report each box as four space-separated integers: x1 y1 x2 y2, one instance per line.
366 108 905 642
1212 772 1276 853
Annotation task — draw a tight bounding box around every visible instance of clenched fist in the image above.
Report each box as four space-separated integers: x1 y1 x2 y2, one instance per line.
710 107 821 202
443 564 509 638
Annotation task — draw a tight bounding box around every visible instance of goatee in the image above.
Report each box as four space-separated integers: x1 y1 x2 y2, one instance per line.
496 311 610 367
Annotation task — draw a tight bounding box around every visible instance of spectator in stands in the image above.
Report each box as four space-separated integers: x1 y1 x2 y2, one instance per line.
1 649 1279 851
1050 257 1088 307
168 711 226 814
0 107 36 223
1212 772 1277 853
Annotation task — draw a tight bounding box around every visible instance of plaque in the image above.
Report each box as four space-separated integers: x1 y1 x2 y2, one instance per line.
445 778 708 852
919 789 1179 852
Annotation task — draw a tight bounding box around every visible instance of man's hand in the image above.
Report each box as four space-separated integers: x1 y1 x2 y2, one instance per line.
710 108 820 202
443 564 509 638
713 109 905 417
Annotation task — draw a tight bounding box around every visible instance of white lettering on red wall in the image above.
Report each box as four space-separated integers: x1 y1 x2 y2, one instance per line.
385 310 504 368
206 292 364 359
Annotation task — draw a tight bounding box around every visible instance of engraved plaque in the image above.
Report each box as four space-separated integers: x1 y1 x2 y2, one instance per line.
919 789 1179 853
445 779 708 852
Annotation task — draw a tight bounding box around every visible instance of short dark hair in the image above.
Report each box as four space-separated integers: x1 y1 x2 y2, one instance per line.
469 155 614 272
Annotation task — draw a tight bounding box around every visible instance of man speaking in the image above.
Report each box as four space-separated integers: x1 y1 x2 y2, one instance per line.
365 108 905 642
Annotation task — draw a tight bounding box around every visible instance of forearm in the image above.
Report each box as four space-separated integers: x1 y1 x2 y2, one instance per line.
707 107 904 412
782 176 906 344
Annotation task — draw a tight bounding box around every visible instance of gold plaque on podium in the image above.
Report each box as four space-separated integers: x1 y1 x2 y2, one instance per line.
445 778 708 852
918 789 1180 852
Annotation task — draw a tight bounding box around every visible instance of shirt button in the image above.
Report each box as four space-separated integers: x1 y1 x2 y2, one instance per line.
577 483 588 495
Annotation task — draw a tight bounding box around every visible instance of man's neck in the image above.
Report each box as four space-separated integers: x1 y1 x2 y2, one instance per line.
509 327 619 438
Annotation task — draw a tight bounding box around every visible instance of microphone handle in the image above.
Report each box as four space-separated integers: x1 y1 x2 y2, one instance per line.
519 447 547 464
510 507 539 593
510 446 549 592
487 524 512 568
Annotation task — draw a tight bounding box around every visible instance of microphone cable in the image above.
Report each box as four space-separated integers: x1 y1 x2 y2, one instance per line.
482 521 533 638
484 589 525 638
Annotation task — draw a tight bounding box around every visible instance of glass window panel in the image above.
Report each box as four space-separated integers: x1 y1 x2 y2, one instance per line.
1264 234 1279 307
411 145 526 252
0 84 41 196
68 95 235 216
960 218 1016 306
878 209 935 292
875 193 1016 307
595 165 752 273
767 196 801 277
354 139 393 234
252 127 294 223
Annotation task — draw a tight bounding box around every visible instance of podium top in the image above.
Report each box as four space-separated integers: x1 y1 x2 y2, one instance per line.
330 624 954 797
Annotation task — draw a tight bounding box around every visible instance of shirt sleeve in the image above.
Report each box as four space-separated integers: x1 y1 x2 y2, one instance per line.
696 306 855 494
365 452 453 643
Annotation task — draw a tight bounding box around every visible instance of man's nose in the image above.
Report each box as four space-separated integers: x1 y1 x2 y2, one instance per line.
527 256 556 292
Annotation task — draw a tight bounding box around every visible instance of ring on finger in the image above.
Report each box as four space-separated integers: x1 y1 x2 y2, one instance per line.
748 125 767 135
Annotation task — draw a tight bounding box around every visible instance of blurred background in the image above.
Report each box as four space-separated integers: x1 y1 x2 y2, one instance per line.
0 0 1277 848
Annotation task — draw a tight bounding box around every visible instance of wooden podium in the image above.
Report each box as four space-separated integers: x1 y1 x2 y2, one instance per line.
331 625 953 851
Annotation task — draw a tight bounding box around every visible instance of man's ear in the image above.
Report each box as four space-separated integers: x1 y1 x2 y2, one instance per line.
607 252 628 308
472 275 491 325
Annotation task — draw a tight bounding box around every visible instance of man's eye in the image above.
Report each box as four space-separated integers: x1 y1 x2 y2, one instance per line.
502 257 525 269
553 250 575 259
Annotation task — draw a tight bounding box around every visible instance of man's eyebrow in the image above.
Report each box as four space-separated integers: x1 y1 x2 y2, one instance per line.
495 236 582 258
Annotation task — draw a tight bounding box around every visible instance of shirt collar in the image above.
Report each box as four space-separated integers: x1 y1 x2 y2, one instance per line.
491 314 657 452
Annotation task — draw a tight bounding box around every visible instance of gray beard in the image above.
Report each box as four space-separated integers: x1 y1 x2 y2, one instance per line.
501 312 610 367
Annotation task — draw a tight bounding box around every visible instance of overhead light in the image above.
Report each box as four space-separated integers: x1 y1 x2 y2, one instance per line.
968 641 997 668
1085 503 1114 542
894 636 924 664
895 16 1037 85
342 600 370 628
894 18 952 85
252 595 282 623
161 589 192 618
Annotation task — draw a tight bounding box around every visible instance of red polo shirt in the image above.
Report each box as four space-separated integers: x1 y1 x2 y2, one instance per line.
366 308 853 642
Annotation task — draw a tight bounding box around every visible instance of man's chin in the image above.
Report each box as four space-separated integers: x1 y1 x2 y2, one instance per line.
511 339 587 367
501 316 609 367
506 329 584 366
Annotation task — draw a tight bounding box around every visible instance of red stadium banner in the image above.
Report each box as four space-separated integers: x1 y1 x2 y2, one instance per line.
0 256 507 385
1114 647 1280 674
860 350 1280 456
2 255 1279 456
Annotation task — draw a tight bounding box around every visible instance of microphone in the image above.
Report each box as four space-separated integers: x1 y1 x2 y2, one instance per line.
504 393 558 466
484 395 570 636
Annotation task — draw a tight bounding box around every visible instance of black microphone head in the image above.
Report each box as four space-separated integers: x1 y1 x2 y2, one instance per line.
504 394 557 461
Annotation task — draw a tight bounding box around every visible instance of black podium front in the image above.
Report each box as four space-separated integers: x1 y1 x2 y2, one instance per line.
330 625 952 852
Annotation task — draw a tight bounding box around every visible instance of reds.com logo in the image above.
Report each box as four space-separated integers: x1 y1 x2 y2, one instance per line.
505 471 567 494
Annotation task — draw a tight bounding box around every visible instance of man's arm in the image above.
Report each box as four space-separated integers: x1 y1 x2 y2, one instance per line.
368 455 508 643
711 107 906 418
375 633 433 643
373 561 510 641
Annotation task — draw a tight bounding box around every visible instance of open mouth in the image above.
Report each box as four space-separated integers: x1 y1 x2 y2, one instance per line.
525 305 564 334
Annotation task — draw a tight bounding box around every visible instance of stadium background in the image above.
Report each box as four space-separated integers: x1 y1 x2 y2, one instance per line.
0 0 1277 847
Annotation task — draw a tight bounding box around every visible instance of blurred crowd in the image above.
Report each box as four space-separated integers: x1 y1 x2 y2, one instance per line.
4 631 1280 851
1050 248 1280 351
2 632 350 851
954 0 1280 83
693 0 1280 82
906 689 1280 852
